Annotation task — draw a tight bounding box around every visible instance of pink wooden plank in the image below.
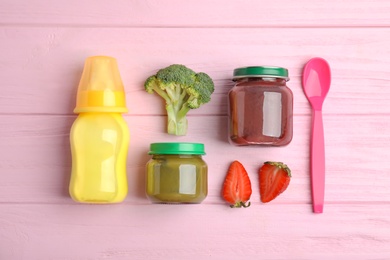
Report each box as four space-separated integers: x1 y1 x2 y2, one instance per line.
0 114 389 204
1 27 390 115
1 204 389 259
1 0 390 27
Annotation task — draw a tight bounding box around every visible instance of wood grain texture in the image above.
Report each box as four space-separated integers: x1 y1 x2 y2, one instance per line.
1 27 390 115
1 0 390 259
1 0 390 27
1 204 389 260
1 115 389 205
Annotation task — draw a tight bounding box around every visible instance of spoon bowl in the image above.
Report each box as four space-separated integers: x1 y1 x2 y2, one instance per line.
302 57 331 213
303 57 331 110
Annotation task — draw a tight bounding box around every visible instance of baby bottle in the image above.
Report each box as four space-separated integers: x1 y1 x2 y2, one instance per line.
69 56 130 203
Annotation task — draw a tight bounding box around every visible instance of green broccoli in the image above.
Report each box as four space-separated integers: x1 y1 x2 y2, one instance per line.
144 64 215 135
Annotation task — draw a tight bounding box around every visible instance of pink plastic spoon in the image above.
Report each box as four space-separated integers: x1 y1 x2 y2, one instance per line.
302 57 331 213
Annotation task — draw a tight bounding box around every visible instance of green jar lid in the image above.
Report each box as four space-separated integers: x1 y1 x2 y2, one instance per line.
233 66 289 81
149 142 205 155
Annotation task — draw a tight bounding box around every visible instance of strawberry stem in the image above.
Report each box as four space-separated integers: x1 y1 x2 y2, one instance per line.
230 201 251 208
242 201 251 208
264 161 292 177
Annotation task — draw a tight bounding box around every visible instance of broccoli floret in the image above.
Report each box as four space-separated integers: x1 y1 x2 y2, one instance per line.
144 64 215 135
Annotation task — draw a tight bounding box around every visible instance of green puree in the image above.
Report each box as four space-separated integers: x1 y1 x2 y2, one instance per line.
146 155 208 203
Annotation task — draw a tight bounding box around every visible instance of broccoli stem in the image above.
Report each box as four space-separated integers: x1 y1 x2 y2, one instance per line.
166 104 188 135
166 87 191 135
177 104 190 121
152 85 192 135
152 86 171 104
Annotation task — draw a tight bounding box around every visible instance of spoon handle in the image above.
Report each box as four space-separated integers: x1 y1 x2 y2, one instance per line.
311 110 325 213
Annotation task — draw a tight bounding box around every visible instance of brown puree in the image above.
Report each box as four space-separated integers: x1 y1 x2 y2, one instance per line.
228 78 293 146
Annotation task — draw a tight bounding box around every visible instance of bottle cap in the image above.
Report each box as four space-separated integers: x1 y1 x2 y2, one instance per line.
233 66 289 81
149 142 206 155
74 56 128 113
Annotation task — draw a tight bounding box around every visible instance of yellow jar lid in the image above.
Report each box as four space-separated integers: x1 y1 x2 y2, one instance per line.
74 56 128 113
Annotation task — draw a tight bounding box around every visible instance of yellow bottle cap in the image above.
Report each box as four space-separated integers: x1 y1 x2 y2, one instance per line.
74 56 128 113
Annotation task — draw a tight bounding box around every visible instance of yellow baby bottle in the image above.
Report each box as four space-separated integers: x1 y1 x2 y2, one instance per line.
69 56 129 203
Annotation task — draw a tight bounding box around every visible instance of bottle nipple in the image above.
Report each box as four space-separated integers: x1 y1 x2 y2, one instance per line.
74 56 127 113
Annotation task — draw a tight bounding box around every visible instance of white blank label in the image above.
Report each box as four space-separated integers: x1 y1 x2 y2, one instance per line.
262 92 282 137
179 164 196 194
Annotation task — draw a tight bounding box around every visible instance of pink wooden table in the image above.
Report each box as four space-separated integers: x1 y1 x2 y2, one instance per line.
1 1 390 259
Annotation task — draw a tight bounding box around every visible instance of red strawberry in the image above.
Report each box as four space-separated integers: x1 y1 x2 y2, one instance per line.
259 161 291 203
222 161 252 208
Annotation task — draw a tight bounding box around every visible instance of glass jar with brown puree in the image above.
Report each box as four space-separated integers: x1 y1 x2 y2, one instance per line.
228 66 293 146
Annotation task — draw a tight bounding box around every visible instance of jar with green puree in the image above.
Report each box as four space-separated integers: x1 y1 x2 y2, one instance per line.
146 143 208 204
